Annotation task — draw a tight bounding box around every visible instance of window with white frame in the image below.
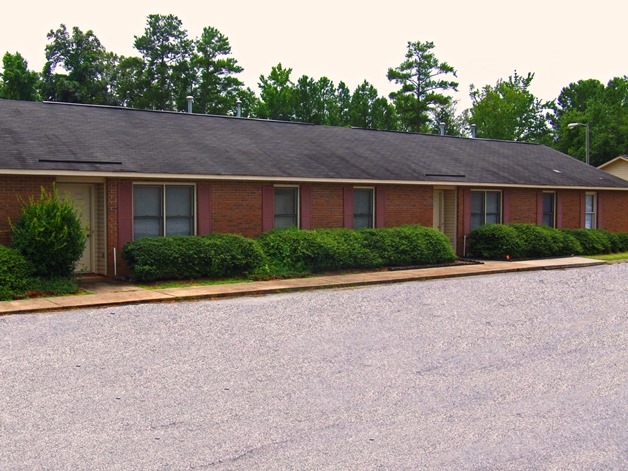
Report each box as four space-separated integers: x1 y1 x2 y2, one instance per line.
585 192 596 229
471 190 502 230
133 184 195 239
542 192 556 228
353 188 374 229
274 186 299 229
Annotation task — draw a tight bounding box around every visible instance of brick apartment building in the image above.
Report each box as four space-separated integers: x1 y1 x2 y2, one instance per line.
1 99 627 277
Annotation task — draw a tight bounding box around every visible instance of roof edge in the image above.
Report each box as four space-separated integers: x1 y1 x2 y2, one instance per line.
2 169 628 191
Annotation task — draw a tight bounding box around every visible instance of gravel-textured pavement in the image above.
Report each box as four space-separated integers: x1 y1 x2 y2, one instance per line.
1 263 627 470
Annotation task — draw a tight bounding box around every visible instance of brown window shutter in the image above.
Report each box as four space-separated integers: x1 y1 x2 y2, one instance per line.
197 183 212 235
536 191 544 226
597 192 604 229
118 181 133 246
462 189 472 235
262 186 275 232
300 185 312 230
343 186 354 229
502 190 510 224
375 188 385 228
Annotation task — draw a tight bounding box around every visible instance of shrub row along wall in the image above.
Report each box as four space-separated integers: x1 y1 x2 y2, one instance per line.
467 223 628 260
122 226 456 282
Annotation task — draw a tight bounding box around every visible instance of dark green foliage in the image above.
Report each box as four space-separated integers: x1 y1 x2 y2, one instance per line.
613 232 628 252
256 228 326 275
509 224 581 258
468 223 627 260
122 234 265 282
362 226 456 266
467 224 524 259
0 246 33 301
257 226 456 275
10 186 87 277
560 229 613 255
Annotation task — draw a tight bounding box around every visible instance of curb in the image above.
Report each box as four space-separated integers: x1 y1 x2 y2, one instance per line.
0 258 610 316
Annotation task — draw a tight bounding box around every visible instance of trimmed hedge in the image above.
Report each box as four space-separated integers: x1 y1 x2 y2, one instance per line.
560 229 613 256
257 226 456 275
468 223 628 260
0 246 33 301
466 224 524 260
122 226 457 282
122 234 266 282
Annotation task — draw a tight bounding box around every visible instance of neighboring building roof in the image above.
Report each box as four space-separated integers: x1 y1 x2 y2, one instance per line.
2 99 628 190
598 155 628 181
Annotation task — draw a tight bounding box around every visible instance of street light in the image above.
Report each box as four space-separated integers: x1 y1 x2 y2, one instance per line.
567 122 590 165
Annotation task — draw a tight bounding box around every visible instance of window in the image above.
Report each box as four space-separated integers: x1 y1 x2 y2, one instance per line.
274 186 298 229
353 188 374 229
134 184 194 239
542 192 556 228
471 190 501 230
585 192 596 229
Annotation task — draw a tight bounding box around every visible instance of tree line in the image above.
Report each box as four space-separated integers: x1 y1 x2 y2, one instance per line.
0 13 626 166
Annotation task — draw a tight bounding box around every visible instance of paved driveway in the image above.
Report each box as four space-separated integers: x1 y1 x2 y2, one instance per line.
1 264 627 470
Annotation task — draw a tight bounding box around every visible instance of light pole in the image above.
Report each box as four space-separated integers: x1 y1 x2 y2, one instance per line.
567 122 590 165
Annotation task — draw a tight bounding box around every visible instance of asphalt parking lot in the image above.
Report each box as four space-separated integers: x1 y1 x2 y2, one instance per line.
1 263 627 470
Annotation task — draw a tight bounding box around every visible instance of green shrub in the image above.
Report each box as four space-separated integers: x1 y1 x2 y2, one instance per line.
508 224 582 258
560 229 613 255
0 245 33 301
467 224 524 259
122 234 265 282
613 233 628 252
256 228 323 275
10 185 87 277
311 229 381 271
363 226 456 266
258 226 455 275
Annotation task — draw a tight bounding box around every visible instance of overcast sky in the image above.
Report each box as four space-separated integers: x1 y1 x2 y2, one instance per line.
1 0 626 110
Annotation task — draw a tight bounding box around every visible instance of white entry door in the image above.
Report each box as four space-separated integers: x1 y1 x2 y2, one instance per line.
57 184 93 273
433 189 457 250
433 190 445 232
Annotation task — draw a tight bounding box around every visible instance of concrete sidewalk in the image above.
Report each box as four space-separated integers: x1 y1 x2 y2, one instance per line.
0 257 607 315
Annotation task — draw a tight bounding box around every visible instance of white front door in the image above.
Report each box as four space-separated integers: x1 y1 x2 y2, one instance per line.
433 189 457 251
57 184 93 273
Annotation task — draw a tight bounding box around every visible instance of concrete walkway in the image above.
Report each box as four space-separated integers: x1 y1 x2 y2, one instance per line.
0 257 607 315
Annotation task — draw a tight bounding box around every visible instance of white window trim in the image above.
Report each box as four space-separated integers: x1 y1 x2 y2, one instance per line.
132 182 197 239
585 192 597 229
274 184 300 229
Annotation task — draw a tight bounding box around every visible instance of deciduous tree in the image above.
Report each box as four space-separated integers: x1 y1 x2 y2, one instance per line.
42 24 115 104
0 52 40 100
552 77 627 166
468 71 551 143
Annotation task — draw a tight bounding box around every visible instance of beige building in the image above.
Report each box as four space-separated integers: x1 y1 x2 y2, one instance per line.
599 155 628 181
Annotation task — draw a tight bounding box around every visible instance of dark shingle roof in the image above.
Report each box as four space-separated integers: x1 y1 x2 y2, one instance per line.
2 99 627 189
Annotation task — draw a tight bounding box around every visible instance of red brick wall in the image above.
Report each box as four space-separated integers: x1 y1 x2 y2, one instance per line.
383 185 433 227
0 176 54 246
506 188 538 224
210 181 264 238
311 184 344 228
600 191 628 232
558 190 583 229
